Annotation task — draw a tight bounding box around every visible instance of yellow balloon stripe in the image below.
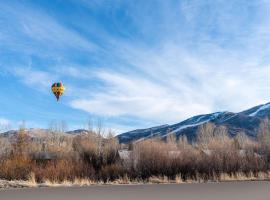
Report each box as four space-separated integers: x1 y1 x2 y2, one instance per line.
51 86 65 94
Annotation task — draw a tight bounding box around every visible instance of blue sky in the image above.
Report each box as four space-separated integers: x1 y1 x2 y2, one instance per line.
1 0 270 133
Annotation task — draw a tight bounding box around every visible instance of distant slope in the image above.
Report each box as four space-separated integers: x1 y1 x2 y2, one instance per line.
118 102 270 143
2 102 270 144
0 128 88 139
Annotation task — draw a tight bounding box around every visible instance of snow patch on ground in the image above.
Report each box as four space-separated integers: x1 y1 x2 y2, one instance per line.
249 104 270 117
172 121 207 133
171 112 223 134
219 113 237 122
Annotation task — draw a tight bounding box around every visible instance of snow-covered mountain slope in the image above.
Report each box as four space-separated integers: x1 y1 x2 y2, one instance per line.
2 102 270 144
241 102 270 117
0 129 54 138
118 102 270 143
0 128 87 139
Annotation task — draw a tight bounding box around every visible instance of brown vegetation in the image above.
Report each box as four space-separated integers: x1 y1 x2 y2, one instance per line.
1 121 270 185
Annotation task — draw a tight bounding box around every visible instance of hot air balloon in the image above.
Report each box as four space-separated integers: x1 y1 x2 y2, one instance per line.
51 82 65 101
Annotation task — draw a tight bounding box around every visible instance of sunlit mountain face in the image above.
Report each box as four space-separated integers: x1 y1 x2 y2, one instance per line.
2 102 270 144
118 102 270 143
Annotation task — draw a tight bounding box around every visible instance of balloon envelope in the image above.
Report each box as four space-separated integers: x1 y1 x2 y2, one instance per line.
51 82 65 101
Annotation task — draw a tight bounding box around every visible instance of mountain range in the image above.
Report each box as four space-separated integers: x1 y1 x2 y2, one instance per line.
117 102 270 143
1 102 270 144
0 128 89 139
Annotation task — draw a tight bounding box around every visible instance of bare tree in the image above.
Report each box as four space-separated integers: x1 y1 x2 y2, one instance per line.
196 122 216 148
86 117 93 134
49 120 67 133
166 133 177 149
257 118 270 151
178 135 190 150
0 121 11 133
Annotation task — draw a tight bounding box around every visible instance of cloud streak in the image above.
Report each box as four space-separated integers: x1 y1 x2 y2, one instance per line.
69 0 270 126
13 67 57 92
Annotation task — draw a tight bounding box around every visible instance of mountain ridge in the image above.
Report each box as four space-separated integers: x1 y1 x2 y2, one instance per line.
2 102 270 144
117 102 270 143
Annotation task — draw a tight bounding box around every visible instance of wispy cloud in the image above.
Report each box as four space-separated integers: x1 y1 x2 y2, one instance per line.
13 67 57 92
69 0 270 125
0 1 96 58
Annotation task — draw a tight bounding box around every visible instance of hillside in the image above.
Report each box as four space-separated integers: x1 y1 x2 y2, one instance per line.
118 102 270 143
2 102 270 144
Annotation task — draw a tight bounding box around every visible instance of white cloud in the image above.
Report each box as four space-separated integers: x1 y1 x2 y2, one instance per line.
70 62 214 123
13 67 57 92
70 38 270 125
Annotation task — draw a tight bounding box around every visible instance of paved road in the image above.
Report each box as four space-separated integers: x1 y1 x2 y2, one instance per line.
1 181 270 200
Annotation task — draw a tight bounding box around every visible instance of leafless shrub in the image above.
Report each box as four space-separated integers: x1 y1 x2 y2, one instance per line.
177 135 192 150
257 118 270 150
196 122 216 148
1 121 270 184
100 164 125 182
0 137 11 157
132 138 188 179
256 118 270 168
49 120 68 133
0 155 32 180
32 159 95 182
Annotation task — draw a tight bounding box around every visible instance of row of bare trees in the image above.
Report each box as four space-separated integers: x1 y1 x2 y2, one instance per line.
0 119 270 182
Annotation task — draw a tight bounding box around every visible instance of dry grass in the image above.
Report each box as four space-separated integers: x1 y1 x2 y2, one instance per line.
148 176 169 184
41 178 96 187
219 171 270 182
3 171 269 189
